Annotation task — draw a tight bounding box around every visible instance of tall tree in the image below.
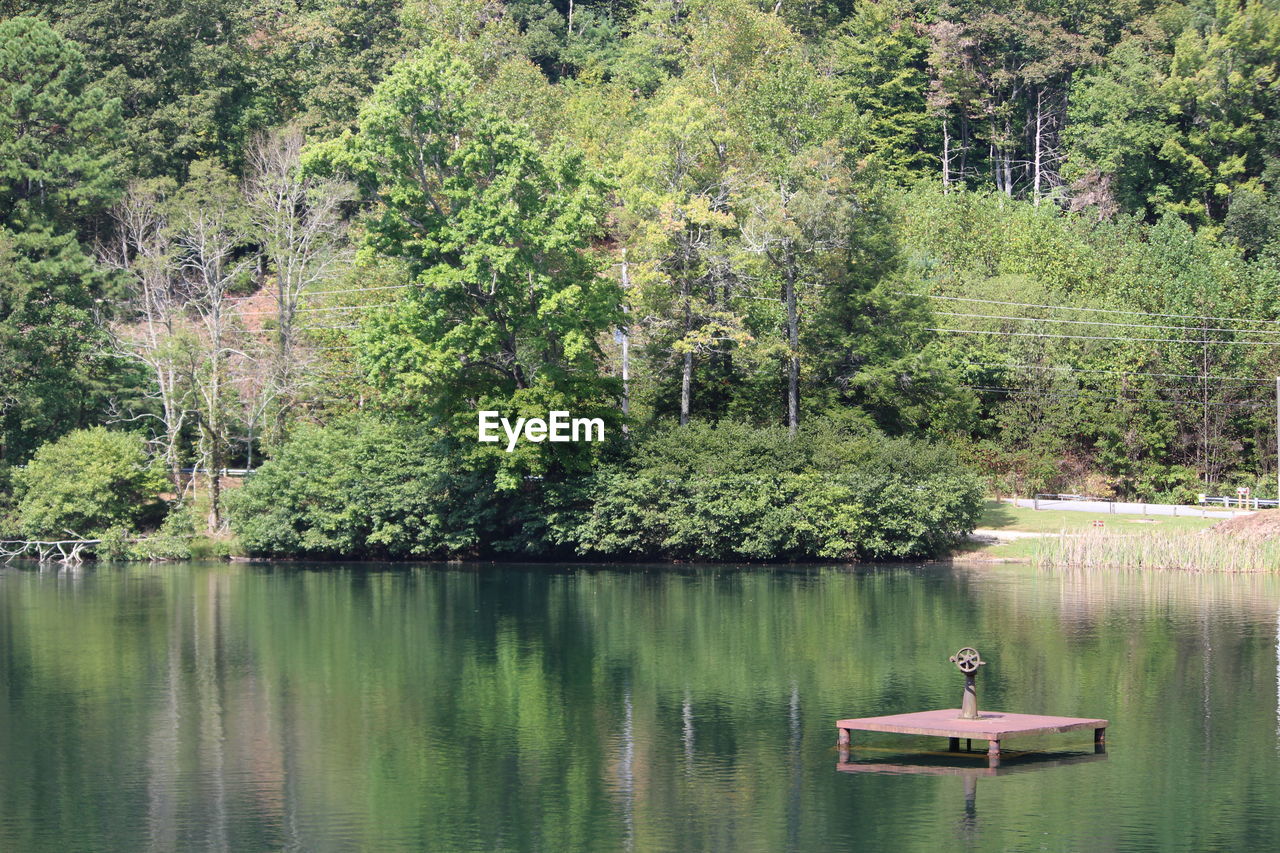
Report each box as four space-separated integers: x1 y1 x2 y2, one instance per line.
743 145 858 434
830 0 935 179
616 85 750 425
102 178 193 490
245 126 353 446
0 16 124 466
732 43 856 433
172 161 250 531
309 47 621 476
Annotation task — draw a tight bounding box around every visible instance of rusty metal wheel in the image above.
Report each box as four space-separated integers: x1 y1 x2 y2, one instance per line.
951 647 982 673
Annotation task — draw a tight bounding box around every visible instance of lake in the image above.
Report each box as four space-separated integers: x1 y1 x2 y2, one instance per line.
1 561 1278 851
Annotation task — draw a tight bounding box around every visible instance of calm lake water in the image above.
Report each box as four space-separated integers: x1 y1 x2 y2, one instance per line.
2 561 1279 852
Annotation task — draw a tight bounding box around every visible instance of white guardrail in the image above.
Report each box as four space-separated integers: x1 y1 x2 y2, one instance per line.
1031 493 1275 514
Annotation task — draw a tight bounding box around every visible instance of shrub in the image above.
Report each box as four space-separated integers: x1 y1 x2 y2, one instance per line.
571 421 983 561
228 415 503 558
230 416 981 562
13 428 165 539
127 505 194 561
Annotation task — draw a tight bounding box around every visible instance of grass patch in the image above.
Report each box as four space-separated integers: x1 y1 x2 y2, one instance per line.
1032 530 1280 572
189 532 243 560
956 500 1223 562
976 500 1218 534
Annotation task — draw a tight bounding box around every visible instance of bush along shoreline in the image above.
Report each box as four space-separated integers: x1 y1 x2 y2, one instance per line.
0 418 983 565
226 416 984 563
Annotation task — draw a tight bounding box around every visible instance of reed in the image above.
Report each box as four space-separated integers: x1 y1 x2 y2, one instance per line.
1032 529 1280 573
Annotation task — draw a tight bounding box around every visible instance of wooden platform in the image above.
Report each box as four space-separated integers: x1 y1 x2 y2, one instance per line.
835 750 1108 778
836 709 1107 767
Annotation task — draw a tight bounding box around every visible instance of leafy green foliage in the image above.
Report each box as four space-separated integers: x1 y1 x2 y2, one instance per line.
573 421 983 560
229 416 981 560
829 0 935 177
11 427 165 538
0 16 129 465
901 183 1280 497
9 0 1280 556
309 46 621 482
228 415 506 557
1068 0 1280 223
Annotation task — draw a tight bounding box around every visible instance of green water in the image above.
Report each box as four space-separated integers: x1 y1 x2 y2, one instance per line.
1 562 1279 852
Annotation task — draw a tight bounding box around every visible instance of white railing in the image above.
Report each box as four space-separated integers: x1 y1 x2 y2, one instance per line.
179 467 252 477
1028 493 1263 517
1197 495 1279 510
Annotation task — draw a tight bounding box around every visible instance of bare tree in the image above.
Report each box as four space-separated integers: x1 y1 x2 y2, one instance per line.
101 179 193 491
173 164 252 534
245 127 353 445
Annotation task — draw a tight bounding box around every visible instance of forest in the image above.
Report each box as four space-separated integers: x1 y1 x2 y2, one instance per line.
1 0 1279 559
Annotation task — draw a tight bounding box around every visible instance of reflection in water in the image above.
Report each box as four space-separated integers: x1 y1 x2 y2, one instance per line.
0 562 1278 851
836 751 1109 843
619 687 635 853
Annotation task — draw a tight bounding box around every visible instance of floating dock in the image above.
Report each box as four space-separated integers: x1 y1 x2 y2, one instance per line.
835 748 1108 778
836 709 1107 767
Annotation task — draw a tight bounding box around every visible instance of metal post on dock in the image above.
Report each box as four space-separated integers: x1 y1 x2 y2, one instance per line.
949 648 986 720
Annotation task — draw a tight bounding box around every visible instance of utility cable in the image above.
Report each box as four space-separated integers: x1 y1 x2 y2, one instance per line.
957 361 1272 385
913 292 1280 327
935 310 1280 337
929 327 1280 347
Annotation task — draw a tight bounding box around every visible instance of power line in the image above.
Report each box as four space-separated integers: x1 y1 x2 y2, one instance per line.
225 283 414 301
961 385 1270 408
935 310 1280 337
957 360 1272 385
929 327 1280 347
916 293 1280 327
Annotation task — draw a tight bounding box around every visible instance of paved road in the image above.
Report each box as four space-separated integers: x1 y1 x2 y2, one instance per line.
1009 497 1248 520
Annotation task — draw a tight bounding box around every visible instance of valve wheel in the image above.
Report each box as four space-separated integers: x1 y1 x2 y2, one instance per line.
951 647 983 673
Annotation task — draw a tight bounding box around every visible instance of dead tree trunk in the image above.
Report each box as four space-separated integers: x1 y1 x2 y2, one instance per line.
785 265 799 436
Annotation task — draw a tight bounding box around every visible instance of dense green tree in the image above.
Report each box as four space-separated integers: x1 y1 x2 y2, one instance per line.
11 427 164 538
247 0 407 135
0 16 127 466
228 415 505 557
1069 1 1280 223
11 0 265 176
830 0 935 178
309 46 621 481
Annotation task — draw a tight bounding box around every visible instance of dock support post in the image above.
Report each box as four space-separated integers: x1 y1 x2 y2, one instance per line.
949 737 960 752
1094 727 1106 753
987 739 1001 768
838 728 850 748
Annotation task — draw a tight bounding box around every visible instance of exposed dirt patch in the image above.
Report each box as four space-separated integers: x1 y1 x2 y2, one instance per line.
1208 511 1280 538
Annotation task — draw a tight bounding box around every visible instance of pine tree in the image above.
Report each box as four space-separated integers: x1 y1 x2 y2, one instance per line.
0 16 125 466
